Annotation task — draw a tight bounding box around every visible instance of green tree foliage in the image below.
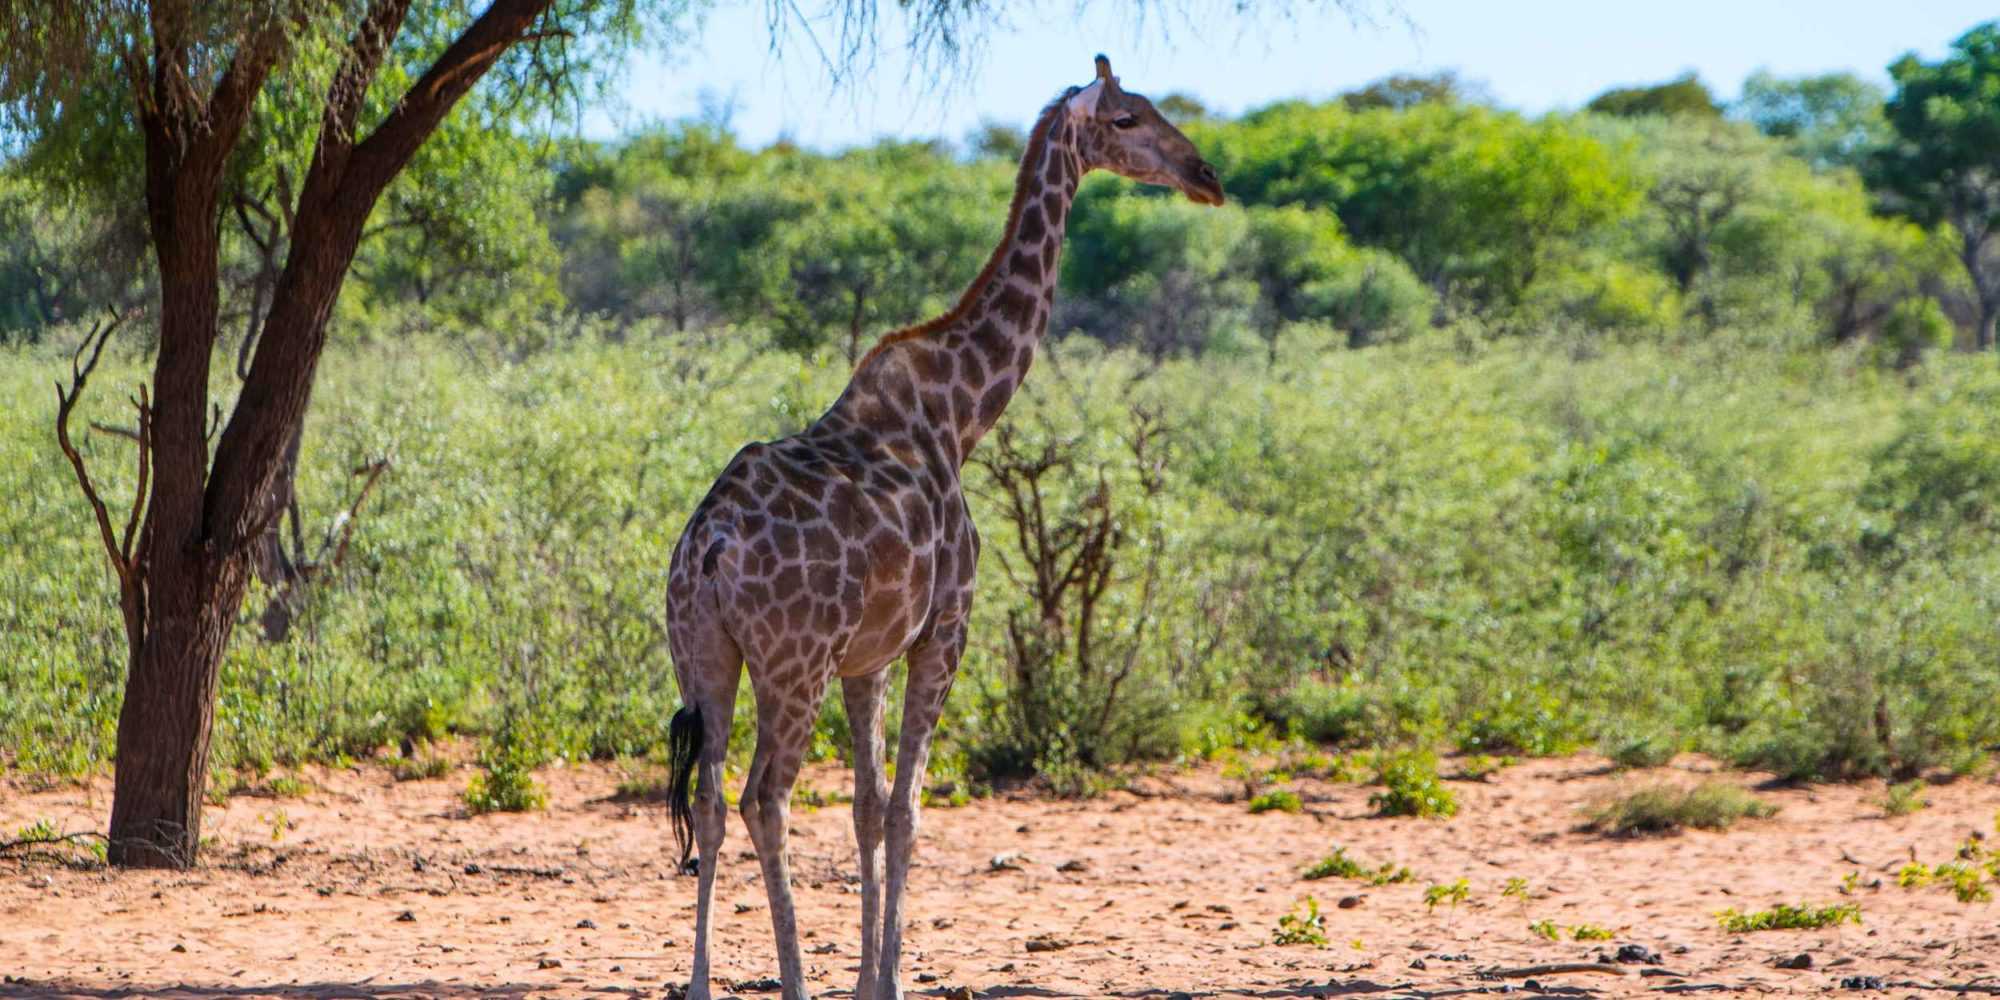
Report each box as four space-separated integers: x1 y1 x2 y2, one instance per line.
1734 70 1891 171
1200 101 1641 312
1871 21 2000 350
1587 72 1723 119
0 170 148 342
1340 70 1484 111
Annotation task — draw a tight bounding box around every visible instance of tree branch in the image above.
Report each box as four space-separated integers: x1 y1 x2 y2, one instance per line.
341 0 552 205
53 311 139 582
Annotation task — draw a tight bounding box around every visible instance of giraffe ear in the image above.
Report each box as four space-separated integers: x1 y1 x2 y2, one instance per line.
1095 53 1122 95
1067 79 1104 118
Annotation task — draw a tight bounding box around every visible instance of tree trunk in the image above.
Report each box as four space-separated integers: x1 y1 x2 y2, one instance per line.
96 0 549 869
107 546 251 867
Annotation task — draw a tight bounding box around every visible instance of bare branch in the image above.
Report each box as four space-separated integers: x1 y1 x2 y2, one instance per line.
53 310 136 581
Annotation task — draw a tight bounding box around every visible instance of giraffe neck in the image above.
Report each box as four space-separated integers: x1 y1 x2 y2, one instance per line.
828 95 1086 468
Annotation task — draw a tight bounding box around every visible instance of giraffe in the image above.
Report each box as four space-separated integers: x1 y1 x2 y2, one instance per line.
662 55 1224 1000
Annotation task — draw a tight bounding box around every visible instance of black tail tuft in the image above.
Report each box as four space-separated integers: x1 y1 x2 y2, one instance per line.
667 703 702 873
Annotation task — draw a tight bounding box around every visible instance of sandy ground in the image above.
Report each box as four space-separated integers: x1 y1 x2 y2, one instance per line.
3 754 1998 999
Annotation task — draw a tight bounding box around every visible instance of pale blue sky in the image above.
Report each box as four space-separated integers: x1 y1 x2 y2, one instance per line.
588 1 1995 149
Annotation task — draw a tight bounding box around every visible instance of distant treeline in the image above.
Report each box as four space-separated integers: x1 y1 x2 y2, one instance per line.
6 23 2000 364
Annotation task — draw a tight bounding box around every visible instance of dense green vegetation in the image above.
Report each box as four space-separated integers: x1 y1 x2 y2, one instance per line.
6 22 2000 794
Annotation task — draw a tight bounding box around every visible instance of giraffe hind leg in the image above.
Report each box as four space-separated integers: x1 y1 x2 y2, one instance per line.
670 587 743 1000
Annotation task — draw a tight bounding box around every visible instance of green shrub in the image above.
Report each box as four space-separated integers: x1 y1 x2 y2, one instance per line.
1369 749 1458 818
1879 779 1929 817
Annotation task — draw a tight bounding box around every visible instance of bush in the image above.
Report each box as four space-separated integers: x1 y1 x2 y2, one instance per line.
1583 781 1777 835
1369 749 1458 818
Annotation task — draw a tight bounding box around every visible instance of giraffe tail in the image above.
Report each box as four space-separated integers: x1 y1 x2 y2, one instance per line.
667 703 702 872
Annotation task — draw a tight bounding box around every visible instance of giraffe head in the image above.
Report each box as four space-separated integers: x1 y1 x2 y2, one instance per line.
1065 54 1225 206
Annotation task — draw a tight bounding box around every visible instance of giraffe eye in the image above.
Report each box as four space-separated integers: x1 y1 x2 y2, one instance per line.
1111 114 1139 130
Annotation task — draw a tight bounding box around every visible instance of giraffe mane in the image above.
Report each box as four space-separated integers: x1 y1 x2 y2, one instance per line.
853 88 1078 371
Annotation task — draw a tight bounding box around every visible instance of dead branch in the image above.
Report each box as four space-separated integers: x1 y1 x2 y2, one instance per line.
312 458 392 573
52 310 141 582
1479 962 1635 978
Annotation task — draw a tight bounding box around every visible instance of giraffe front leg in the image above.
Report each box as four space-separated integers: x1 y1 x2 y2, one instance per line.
875 627 965 1000
842 671 893 1000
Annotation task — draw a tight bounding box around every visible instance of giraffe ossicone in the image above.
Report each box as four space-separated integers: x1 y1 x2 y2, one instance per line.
661 53 1223 1000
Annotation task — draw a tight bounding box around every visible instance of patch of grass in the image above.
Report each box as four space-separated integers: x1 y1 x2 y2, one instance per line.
1583 781 1776 835
1528 919 1560 941
465 764 546 814
392 754 453 782
1502 877 1530 902
1272 896 1329 946
1716 902 1862 933
1570 923 1614 941
1301 845 1415 885
1879 779 1929 817
1368 749 1457 819
1249 789 1304 814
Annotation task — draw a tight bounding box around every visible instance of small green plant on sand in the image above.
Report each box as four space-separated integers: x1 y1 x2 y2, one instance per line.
464 731 548 815
1369 750 1457 818
1717 902 1861 933
1583 781 1776 835
1423 878 1471 917
1502 877 1531 904
1249 789 1303 814
1301 845 1415 885
1528 919 1560 941
1273 896 1329 946
1570 923 1614 941
1879 780 1929 817
13 818 61 844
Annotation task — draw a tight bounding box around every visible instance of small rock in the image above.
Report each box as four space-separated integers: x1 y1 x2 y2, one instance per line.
1218 921 1238 931
1615 943 1663 965
989 852 1026 872
914 972 939 983
1057 859 1087 873
1016 824 1031 833
576 919 596 930
730 977 782 991
1337 895 1365 909
609 965 622 973
1775 953 1813 970
1207 904 1232 914
809 942 838 954
537 958 562 970
734 902 759 914
995 962 1016 972
945 988 975 1000
931 916 955 930
170 944 186 953
1169 993 1194 1000
1025 935 1070 953
1839 975 1885 991
1409 958 1428 971
617 922 631 929
463 863 483 875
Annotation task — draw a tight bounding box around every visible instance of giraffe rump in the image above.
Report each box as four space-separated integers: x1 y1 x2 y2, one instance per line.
667 702 701 870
